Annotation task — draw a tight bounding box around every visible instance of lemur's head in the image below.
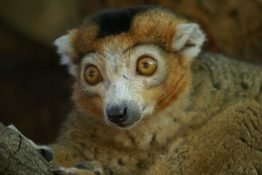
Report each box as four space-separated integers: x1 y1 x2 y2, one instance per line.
55 6 205 129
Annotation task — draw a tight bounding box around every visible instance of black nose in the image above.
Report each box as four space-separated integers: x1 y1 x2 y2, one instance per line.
106 105 128 124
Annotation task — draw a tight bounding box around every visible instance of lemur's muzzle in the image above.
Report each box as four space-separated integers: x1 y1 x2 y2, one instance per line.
105 100 141 128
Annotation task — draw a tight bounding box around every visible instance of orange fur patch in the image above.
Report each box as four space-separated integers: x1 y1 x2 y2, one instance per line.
73 83 104 120
156 54 191 112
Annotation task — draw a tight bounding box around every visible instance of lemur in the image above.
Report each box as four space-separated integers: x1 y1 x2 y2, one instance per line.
9 5 262 175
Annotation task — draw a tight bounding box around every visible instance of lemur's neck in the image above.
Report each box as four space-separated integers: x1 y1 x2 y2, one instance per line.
126 100 192 150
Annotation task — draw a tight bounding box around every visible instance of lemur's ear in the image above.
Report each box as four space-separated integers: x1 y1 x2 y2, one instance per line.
54 33 77 76
172 23 206 58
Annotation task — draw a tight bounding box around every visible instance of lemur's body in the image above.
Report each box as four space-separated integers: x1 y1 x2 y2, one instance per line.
50 6 262 175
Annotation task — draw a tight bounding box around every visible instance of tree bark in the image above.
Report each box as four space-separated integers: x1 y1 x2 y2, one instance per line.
0 123 53 175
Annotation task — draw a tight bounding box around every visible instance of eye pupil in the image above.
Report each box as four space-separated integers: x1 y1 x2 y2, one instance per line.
142 62 149 68
89 70 95 77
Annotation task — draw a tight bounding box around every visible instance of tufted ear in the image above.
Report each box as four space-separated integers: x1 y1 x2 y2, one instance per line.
54 33 77 76
172 23 206 58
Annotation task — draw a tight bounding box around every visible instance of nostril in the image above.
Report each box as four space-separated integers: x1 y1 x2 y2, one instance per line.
119 107 127 121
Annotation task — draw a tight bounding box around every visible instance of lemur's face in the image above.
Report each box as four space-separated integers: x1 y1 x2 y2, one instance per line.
55 6 205 129
79 43 169 128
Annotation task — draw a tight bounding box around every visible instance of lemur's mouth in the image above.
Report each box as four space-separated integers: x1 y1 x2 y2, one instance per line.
104 100 141 129
105 116 141 129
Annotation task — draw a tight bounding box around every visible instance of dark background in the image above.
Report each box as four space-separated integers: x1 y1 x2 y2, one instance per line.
0 0 261 144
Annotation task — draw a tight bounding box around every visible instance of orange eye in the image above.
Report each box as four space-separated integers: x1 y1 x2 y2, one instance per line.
136 56 157 76
84 65 102 85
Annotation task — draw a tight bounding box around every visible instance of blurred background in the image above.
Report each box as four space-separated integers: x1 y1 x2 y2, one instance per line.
0 0 261 144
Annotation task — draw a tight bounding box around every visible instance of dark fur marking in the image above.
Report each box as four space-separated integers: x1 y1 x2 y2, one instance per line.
90 6 160 38
127 131 136 145
150 133 156 145
122 75 129 80
118 158 125 165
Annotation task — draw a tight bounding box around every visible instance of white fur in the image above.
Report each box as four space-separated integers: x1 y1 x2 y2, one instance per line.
172 23 206 58
54 34 77 76
105 79 134 104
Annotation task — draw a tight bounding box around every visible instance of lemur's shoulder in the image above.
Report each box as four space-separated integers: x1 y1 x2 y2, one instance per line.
193 53 262 86
189 53 262 110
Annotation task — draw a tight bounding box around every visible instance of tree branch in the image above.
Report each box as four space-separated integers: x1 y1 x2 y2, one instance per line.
0 123 53 175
